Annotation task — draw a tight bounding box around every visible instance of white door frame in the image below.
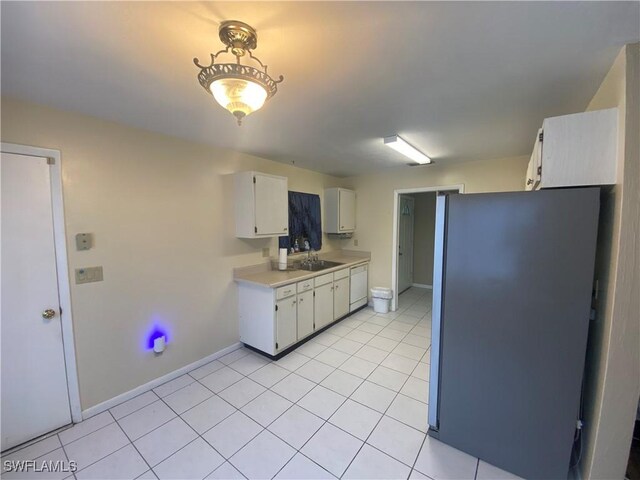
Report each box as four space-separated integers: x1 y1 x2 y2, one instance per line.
1 142 82 423
391 184 464 311
397 195 415 295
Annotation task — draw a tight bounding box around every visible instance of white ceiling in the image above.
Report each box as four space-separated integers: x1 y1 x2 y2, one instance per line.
2 2 638 177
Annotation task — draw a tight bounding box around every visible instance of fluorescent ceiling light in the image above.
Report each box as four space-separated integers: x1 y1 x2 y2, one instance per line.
383 135 431 164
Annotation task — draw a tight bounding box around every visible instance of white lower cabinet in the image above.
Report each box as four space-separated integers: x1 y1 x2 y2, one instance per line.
333 277 350 320
314 282 334 330
276 295 298 352
238 264 367 356
297 289 314 339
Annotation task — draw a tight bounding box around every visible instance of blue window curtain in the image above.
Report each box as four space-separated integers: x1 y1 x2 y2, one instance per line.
279 191 322 251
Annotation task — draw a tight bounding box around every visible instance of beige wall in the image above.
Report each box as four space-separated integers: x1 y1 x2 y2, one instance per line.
411 192 437 286
0 98 347 410
581 43 640 480
343 155 529 293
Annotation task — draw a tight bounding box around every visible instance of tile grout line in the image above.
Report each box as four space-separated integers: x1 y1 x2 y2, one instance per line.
194 313 406 479
70 442 132 476
104 409 156 477
55 432 73 478
335 343 418 478
194 296 432 477
409 429 429 479
110 390 161 422
232 298 425 477
151 387 234 473
1 428 65 459
18 292 431 479
64 410 148 477
57 417 116 449
217 316 425 477
263 302 430 479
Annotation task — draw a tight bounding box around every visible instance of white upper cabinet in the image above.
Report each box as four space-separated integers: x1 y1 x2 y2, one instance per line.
526 108 618 190
234 172 288 238
325 188 356 233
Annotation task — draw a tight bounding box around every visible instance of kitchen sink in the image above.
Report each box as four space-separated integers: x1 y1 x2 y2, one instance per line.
297 260 344 272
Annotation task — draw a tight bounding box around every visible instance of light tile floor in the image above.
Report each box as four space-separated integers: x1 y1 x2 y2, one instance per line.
2 287 521 480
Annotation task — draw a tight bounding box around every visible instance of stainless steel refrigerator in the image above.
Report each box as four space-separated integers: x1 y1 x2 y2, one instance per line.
428 188 599 479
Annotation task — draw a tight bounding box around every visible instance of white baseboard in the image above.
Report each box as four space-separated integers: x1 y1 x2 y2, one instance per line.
81 342 243 420
412 283 433 289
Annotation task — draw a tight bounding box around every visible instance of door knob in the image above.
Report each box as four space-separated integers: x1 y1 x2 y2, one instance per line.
42 309 56 320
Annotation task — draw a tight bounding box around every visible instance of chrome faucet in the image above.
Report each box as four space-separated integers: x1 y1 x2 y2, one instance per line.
301 248 319 268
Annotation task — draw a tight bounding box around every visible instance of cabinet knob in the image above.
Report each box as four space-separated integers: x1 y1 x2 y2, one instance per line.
284 228 287 231
335 285 339 289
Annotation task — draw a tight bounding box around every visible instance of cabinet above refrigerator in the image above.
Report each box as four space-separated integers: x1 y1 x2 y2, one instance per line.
525 108 618 190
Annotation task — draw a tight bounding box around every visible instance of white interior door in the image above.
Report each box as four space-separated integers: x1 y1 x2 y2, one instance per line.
1 152 71 451
397 195 415 294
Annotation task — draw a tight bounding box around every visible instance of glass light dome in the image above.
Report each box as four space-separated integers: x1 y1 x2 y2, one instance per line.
210 78 268 125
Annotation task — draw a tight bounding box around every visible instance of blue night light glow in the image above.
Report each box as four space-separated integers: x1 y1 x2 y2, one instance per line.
144 322 170 351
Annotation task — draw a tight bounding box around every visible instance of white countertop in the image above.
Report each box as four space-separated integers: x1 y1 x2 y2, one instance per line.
233 250 370 288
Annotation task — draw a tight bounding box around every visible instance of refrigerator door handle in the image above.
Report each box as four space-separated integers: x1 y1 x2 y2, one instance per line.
428 195 447 430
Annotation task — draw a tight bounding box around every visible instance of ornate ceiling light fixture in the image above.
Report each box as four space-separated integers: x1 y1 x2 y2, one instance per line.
194 20 284 126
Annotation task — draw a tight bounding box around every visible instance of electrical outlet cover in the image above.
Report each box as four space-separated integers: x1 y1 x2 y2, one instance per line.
75 233 92 251
75 266 103 284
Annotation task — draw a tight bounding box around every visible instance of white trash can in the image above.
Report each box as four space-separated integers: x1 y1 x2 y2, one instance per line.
371 287 393 313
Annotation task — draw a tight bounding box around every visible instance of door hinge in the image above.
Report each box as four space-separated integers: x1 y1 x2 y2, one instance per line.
59 307 63 314
537 166 542 175
253 176 256 184
313 323 316 329
275 342 279 349
275 305 278 312
539 131 544 142
46 157 55 165
255 226 258 233
313 291 316 297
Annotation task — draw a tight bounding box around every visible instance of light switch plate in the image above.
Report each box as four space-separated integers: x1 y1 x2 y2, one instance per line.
75 233 92 251
75 266 103 284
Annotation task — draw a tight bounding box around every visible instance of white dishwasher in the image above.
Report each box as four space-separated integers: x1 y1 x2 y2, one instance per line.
349 264 368 312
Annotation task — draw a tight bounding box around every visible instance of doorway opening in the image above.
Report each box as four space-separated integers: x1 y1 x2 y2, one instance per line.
391 185 463 312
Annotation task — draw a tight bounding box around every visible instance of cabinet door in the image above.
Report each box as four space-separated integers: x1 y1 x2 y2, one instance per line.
525 130 543 191
334 277 350 320
314 283 334 329
276 297 297 351
297 290 314 340
254 174 288 235
540 108 617 188
525 156 535 191
339 189 356 231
